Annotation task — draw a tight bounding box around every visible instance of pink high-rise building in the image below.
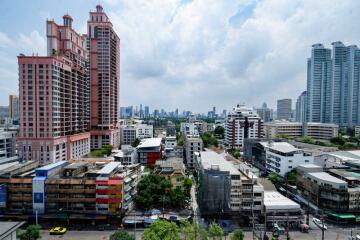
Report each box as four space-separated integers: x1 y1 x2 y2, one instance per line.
18 15 91 164
88 5 120 149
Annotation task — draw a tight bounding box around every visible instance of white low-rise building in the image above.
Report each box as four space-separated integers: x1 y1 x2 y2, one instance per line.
165 136 177 149
120 124 153 145
355 126 360 137
180 123 199 136
114 146 137 165
185 135 203 168
262 142 314 176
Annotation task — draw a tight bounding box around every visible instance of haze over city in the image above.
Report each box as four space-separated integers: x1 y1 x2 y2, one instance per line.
1 0 360 112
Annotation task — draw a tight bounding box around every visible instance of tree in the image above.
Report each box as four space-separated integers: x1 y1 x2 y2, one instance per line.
301 136 314 144
143 220 180 240
183 177 193 196
17 225 41 240
208 222 223 240
268 172 281 185
132 138 141 147
110 230 134 240
176 133 185 146
330 136 346 146
285 170 297 186
180 220 209 240
231 229 244 240
214 126 225 139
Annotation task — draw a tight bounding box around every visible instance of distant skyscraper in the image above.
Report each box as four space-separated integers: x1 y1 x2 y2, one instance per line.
88 5 120 149
144 106 149 118
277 99 292 120
256 102 273 122
306 42 360 127
296 91 307 122
8 95 19 121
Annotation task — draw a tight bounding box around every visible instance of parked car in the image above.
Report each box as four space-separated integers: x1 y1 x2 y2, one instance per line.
50 227 67 235
312 217 327 230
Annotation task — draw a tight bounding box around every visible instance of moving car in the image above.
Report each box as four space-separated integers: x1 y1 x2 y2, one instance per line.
312 218 327 230
49 227 67 235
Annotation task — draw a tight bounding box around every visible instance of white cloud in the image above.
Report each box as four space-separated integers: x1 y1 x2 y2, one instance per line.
0 32 12 47
18 30 46 55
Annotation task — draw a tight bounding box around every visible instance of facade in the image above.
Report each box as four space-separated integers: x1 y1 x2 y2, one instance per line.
225 105 263 148
307 42 360 127
18 14 91 164
184 135 203 168
296 91 307 122
114 146 137 165
154 158 186 190
277 99 292 120
120 124 153 146
264 121 338 140
262 142 314 176
256 102 273 123
88 5 120 149
165 136 176 149
0 129 18 164
355 126 360 137
8 95 20 121
0 160 142 219
136 138 162 168
180 123 199 136
166 121 176 136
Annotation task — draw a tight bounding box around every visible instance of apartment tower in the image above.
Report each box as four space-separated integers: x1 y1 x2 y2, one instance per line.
88 5 120 149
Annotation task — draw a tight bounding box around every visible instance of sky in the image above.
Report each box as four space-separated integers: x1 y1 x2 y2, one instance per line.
1 0 360 113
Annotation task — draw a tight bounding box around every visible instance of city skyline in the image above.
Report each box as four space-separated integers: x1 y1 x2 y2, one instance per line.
1 1 360 111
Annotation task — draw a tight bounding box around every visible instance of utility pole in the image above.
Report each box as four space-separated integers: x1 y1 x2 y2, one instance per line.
321 212 325 240
134 211 136 239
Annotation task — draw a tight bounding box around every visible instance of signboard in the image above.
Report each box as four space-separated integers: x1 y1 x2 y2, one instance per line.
0 183 7 208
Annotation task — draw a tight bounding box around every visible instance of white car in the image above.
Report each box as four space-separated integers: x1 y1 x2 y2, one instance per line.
312 217 327 230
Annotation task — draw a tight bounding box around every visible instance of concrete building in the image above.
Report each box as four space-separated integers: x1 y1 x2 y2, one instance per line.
180 123 198 136
256 102 273 123
264 121 338 140
88 5 120 149
307 42 360 128
355 126 360 137
136 138 162 168
166 121 176 136
114 146 137 165
296 91 307 122
8 95 19 122
120 124 153 145
277 99 292 120
225 104 263 148
18 14 91 164
0 221 25 240
154 158 186 190
184 135 203 168
165 136 176 149
0 129 18 165
262 142 314 176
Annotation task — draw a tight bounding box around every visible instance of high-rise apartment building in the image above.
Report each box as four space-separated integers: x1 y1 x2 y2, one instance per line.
8 95 19 121
18 14 91 164
88 5 120 149
277 99 292 120
296 91 307 122
306 42 360 127
225 104 263 148
256 102 273 123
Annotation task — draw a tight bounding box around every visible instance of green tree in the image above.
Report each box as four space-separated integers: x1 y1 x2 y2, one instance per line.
276 134 289 139
330 136 346 146
231 229 244 240
176 133 185 146
17 225 41 240
183 177 193 196
268 172 281 185
143 220 180 240
132 138 141 147
110 230 134 240
208 222 223 240
214 126 225 139
180 220 209 240
285 170 297 186
301 136 314 144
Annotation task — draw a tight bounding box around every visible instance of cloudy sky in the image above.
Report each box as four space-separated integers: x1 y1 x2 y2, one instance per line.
1 0 360 113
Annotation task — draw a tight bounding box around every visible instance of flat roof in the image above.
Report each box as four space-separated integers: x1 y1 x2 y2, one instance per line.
261 142 299 153
36 160 68 171
264 191 300 210
0 222 25 238
307 172 347 184
137 138 162 148
297 164 322 169
199 151 240 175
97 162 122 175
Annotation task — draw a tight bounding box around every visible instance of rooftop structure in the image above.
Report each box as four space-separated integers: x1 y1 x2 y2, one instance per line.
264 191 300 210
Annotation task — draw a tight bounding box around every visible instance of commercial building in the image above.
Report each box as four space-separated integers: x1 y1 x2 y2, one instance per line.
355 126 360 137
0 129 18 165
88 5 120 149
0 160 142 220
154 158 186 190
17 14 91 164
120 124 153 145
264 121 338 140
225 105 263 148
256 103 273 123
180 123 199 136
262 142 314 176
296 91 307 122
184 135 203 168
8 95 20 122
136 138 162 168
307 42 360 128
277 99 292 120
114 146 137 165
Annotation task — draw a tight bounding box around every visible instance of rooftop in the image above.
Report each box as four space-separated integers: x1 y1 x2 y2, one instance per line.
137 138 162 148
264 191 300 210
155 158 185 171
97 162 122 175
261 142 299 153
36 160 68 171
0 222 25 238
307 172 347 184
198 151 240 175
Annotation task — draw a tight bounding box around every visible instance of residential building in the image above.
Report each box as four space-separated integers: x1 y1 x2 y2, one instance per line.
8 95 20 122
264 121 338 140
256 102 273 123
164 145 184 158
262 142 314 176
0 129 18 165
114 146 137 165
154 158 186 190
120 124 153 145
184 135 203 168
355 126 360 137
136 138 162 168
166 121 176 136
88 5 120 149
296 91 307 122
180 123 198 136
225 104 263 148
0 221 25 240
18 14 91 164
307 42 360 128
165 136 176 149
277 99 292 120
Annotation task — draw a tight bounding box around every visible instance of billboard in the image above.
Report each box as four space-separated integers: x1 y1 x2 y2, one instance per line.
0 183 7 208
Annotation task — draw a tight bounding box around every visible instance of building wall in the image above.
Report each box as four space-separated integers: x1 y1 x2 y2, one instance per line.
185 136 203 168
277 99 292 120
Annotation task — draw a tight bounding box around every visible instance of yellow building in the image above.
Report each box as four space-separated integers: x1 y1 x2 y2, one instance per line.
154 158 186 190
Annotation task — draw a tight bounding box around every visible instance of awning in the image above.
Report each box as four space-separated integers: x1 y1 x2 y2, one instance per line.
328 212 356 219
